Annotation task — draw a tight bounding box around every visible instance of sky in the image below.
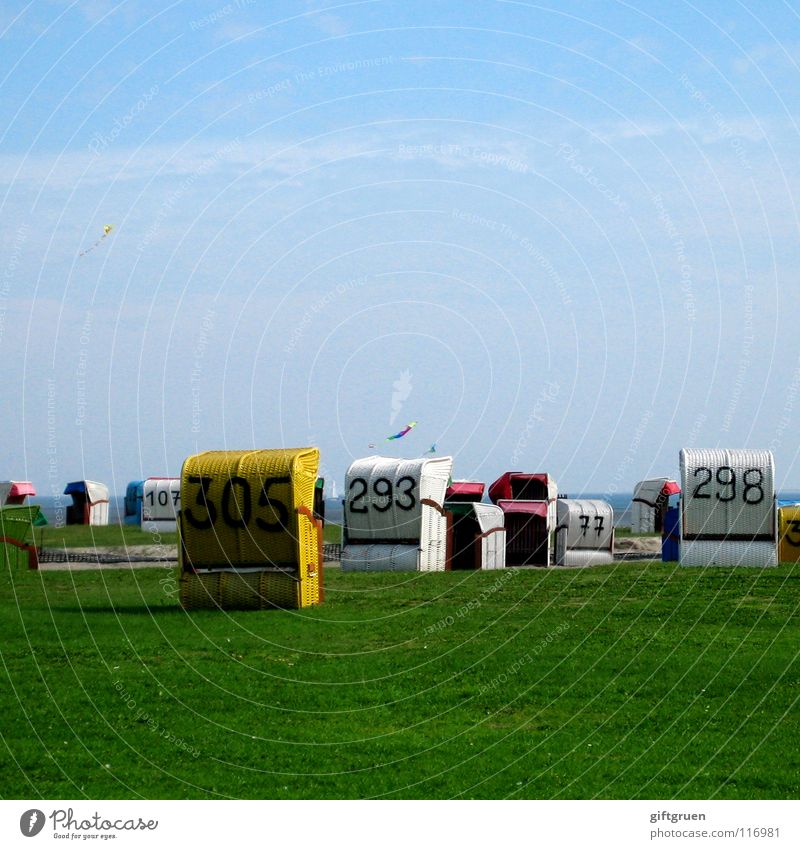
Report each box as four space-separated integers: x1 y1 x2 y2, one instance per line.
2 0 800 497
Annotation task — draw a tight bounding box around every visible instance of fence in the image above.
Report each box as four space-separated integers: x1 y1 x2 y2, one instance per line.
37 543 343 565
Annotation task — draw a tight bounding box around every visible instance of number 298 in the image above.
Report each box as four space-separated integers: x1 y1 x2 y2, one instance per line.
691 466 765 505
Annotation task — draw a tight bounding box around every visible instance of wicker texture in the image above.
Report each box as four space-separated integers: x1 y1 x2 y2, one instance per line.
445 502 505 570
141 478 180 533
631 478 676 534
557 549 615 567
344 455 452 542
554 499 615 566
179 569 311 610
342 455 452 572
178 447 321 610
219 570 263 610
474 503 506 570
261 571 303 608
179 572 222 609
778 506 800 563
680 449 775 540
679 448 776 567
680 539 777 567
0 540 30 571
341 543 420 572
481 529 506 570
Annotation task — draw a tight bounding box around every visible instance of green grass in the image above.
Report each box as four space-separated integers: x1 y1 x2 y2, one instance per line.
37 524 179 549
323 522 342 543
1 561 799 799
36 522 342 548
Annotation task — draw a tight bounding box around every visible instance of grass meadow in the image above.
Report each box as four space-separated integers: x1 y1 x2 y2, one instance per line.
35 522 342 548
1 559 798 799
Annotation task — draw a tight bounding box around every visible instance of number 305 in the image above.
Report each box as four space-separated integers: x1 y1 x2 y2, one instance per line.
183 475 290 531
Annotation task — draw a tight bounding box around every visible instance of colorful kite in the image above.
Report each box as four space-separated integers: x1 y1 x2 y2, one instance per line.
79 224 114 257
386 421 417 441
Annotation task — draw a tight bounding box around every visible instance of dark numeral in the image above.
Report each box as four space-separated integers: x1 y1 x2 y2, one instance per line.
743 468 764 504
693 467 712 498
395 476 417 511
373 477 393 512
579 514 589 535
692 465 767 507
594 515 605 534
184 474 289 533
349 477 368 513
147 488 177 509
348 475 419 513
221 476 251 529
184 475 216 529
255 476 290 532
785 519 800 547
715 466 736 502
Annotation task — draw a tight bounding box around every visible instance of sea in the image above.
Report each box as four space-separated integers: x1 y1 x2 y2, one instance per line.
33 491 800 529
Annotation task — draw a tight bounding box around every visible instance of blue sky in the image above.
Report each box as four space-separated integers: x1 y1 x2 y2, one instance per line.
2 0 800 496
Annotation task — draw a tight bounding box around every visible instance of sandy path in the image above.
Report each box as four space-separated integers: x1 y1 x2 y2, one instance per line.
35 544 178 571
32 539 660 571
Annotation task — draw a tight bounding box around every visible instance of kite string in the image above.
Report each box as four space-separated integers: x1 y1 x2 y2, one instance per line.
78 226 113 258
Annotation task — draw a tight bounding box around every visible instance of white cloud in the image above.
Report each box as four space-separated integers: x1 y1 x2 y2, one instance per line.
306 11 349 38
213 22 265 44
733 40 800 75
597 116 769 146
